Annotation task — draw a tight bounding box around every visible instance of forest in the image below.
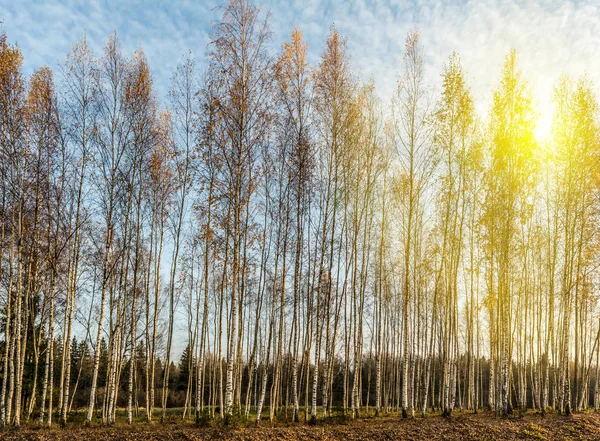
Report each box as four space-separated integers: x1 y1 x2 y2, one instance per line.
1 0 600 436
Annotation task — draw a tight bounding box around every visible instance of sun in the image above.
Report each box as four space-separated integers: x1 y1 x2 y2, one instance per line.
534 110 553 142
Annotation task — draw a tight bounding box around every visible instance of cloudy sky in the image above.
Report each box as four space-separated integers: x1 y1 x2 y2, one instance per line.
2 0 600 136
2 0 599 355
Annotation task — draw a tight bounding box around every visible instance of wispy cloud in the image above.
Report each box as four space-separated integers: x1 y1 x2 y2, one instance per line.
3 0 598 358
3 0 599 118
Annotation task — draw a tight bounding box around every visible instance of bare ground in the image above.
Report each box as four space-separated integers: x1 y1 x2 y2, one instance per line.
2 411 600 440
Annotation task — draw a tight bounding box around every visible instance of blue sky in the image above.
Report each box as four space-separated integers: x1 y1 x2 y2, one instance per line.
2 0 600 355
3 0 600 135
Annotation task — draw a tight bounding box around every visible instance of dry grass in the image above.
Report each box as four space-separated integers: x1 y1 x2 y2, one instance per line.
3 410 600 440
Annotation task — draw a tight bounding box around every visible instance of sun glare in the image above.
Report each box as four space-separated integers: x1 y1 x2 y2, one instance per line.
534 110 552 142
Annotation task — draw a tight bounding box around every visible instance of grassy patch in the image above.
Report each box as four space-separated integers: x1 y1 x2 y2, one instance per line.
522 423 549 440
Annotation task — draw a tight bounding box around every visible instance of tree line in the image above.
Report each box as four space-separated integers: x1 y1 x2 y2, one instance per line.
1 0 599 428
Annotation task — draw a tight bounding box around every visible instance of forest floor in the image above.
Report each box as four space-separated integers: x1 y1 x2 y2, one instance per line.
3 409 600 440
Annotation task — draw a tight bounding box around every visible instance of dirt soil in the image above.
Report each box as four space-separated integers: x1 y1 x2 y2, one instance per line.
2 411 600 440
